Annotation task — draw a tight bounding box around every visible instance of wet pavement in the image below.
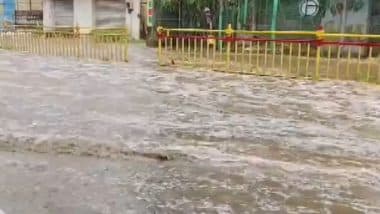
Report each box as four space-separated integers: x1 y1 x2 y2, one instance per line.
0 45 380 213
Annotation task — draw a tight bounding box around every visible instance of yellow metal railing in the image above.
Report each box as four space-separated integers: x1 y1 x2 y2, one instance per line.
157 26 380 84
0 26 129 62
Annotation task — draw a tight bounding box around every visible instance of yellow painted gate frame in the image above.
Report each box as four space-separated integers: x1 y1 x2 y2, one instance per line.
158 25 380 84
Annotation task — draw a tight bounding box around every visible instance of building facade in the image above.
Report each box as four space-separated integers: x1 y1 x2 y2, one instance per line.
43 0 141 39
0 0 16 30
1 0 44 29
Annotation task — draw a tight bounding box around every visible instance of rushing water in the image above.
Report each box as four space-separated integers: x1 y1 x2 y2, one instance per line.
0 46 379 213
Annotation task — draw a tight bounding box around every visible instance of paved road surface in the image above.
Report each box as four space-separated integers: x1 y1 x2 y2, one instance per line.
0 45 380 213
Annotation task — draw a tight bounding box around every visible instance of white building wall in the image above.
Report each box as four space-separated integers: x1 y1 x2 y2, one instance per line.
125 0 140 40
54 0 73 27
17 0 43 10
43 0 141 38
73 0 94 33
42 0 54 30
95 0 125 27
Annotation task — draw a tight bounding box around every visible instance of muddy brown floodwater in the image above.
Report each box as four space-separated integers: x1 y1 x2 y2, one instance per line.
0 45 380 214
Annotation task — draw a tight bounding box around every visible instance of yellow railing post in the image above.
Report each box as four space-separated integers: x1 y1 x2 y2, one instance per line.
225 24 234 69
124 27 129 62
157 26 164 65
315 26 324 81
75 24 80 58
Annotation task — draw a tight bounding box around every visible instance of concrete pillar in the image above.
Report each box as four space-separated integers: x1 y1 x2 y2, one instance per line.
73 0 94 33
126 0 141 40
43 0 55 31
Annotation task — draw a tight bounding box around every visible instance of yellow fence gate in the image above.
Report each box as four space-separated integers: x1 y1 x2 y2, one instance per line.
157 25 380 84
0 26 129 62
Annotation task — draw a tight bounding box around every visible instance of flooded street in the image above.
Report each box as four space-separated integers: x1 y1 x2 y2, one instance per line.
0 45 380 213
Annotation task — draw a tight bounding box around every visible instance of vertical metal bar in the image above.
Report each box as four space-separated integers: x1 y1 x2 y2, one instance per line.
117 34 121 61
226 38 232 69
77 34 86 59
187 37 191 64
119 35 123 61
158 33 163 64
55 33 59 56
21 32 28 51
212 40 217 69
107 35 111 60
367 47 373 82
11 32 15 50
356 47 361 81
41 33 50 56
176 37 179 55
114 35 118 61
271 42 276 74
66 33 70 57
67 33 71 57
234 40 238 63
29 31 32 53
56 33 60 56
170 36 174 62
110 35 114 61
98 34 102 60
62 33 68 56
327 46 332 79
31 32 36 54
219 39 223 63
0 31 3 49
77 33 80 58
288 43 293 77
105 35 109 61
336 46 342 79
164 35 168 59
378 62 380 84
43 33 47 56
82 34 86 59
280 42 284 76
101 34 105 60
297 43 301 78
102 35 106 60
53 32 57 56
29 32 33 53
241 40 245 72
0 32 3 49
193 37 197 64
315 45 321 81
264 41 268 74
107 35 111 61
92 34 96 59
249 41 253 69
346 46 352 80
111 35 115 61
206 38 210 66
48 33 52 56
36 32 40 55
94 33 98 60
305 43 311 79
256 41 260 74
181 37 185 64
200 37 204 65
44 33 48 56
125 28 129 62
102 35 110 61
115 35 119 61
106 35 109 60
28 32 32 53
86 34 91 59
